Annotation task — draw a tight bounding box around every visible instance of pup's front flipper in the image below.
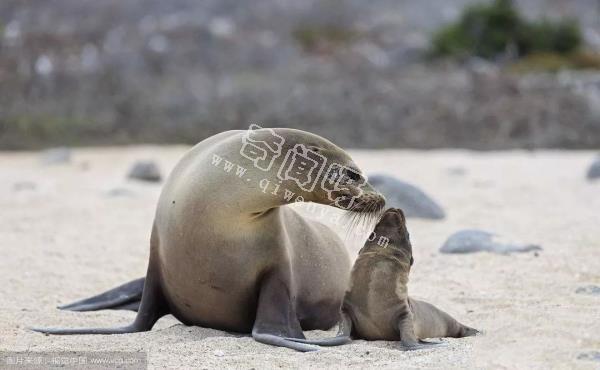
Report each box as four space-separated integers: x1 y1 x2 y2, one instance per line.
397 314 445 351
285 311 353 346
400 339 446 351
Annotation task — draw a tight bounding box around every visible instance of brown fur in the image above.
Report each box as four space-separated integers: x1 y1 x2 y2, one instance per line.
32 129 386 352
346 209 478 344
289 208 478 349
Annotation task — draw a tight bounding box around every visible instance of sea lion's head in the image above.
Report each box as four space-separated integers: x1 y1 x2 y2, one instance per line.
269 128 386 215
361 208 413 266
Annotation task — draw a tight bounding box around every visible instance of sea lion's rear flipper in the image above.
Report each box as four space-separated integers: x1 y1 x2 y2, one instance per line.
30 325 142 335
251 272 320 352
58 278 145 312
285 310 352 346
31 263 167 335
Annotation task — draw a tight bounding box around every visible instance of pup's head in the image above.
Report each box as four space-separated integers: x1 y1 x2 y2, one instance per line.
362 208 413 266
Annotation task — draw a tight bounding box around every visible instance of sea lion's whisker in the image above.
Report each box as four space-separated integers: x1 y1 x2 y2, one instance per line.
341 197 384 241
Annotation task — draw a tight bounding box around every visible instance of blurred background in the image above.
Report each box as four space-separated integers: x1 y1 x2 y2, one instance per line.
1 0 600 150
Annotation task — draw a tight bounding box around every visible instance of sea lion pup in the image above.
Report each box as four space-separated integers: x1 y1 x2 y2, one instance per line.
288 208 478 349
31 128 386 352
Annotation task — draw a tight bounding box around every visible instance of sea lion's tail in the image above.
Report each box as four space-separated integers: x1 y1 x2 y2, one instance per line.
58 278 144 312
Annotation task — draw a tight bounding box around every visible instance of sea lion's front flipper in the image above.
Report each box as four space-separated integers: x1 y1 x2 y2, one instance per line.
251 272 320 352
31 263 167 335
285 310 352 346
399 340 446 351
58 278 145 312
397 314 445 351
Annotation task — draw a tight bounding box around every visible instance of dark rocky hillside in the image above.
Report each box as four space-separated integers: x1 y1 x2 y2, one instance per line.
1 0 600 149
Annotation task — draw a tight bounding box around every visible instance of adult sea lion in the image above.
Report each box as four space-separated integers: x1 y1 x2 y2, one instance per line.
288 208 478 349
32 128 385 352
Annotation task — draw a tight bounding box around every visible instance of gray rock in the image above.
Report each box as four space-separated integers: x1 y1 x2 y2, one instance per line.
447 166 467 176
78 161 91 171
106 187 136 197
440 229 542 255
577 351 600 362
12 181 37 191
587 156 600 180
127 160 162 182
575 285 600 296
40 147 71 165
368 174 445 220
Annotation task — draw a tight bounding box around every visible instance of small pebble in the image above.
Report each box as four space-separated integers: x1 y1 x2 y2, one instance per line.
128 160 162 182
447 167 467 176
575 285 600 296
106 188 136 197
440 229 541 255
12 181 37 192
586 155 600 180
40 147 71 165
577 351 600 362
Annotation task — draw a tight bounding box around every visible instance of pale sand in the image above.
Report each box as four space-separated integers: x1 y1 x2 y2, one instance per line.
1 147 599 369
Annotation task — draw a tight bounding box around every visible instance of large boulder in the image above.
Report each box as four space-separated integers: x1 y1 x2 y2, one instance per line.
368 174 445 219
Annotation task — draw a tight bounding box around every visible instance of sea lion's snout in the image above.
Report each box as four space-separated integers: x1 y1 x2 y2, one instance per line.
351 191 386 213
376 208 406 229
371 208 412 263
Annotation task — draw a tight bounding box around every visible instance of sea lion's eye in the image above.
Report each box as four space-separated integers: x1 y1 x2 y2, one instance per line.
345 170 361 182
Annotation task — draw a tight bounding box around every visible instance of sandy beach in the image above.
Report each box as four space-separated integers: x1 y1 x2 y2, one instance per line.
1 146 599 369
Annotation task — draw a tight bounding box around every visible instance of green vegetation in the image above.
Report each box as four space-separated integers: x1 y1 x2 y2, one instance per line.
521 19 581 56
510 51 600 73
430 0 583 60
